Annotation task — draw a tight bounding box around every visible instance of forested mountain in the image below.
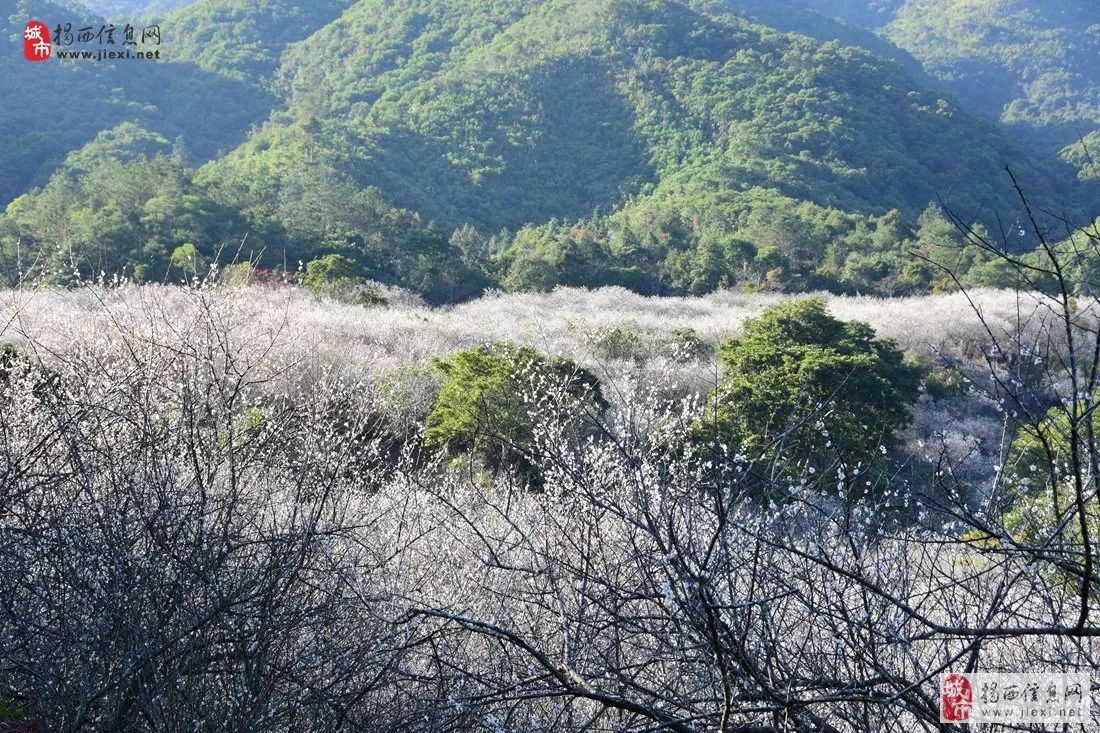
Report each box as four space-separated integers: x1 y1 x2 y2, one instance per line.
73 0 196 17
226 0 1047 232
799 0 1100 178
167 0 356 83
1 1 274 203
1 0 1096 299
796 1 904 27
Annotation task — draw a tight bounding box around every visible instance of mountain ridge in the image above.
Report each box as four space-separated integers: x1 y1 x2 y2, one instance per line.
1 0 1095 300
215 0 1053 233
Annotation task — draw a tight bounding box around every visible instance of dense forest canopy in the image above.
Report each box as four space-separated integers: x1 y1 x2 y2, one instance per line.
1 1 275 203
1 0 1098 300
800 1 1100 164
73 0 195 16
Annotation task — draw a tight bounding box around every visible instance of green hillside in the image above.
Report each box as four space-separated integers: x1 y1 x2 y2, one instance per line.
796 0 904 28
885 1 1100 142
798 0 1100 181
167 0 356 83
75 0 196 17
726 0 924 79
0 0 364 206
1 0 274 205
1 0 1093 300
220 0 1048 234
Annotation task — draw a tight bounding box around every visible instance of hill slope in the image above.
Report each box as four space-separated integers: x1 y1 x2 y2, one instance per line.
887 1 1100 142
74 0 196 17
214 0 1050 234
167 0 356 84
1 0 276 205
798 0 1100 179
2 0 1093 300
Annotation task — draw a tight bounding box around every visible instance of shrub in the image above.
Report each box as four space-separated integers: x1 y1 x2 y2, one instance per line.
699 297 923 487
0 697 25 719
219 261 256 286
425 343 604 479
0 341 23 381
664 326 712 361
169 243 207 279
1005 399 1100 499
352 286 388 306
920 362 965 399
301 254 363 296
502 256 558 293
374 364 438 434
301 255 388 303
131 262 151 284
591 326 648 362
1003 408 1100 598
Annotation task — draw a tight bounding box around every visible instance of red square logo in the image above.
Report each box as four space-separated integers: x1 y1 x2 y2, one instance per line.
23 21 52 62
941 672 974 722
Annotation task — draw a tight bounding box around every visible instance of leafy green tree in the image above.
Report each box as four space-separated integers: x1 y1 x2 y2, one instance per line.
170 243 207 280
964 258 1022 289
1002 401 1100 599
301 254 363 295
699 298 923 487
218 262 255 286
591 327 648 363
426 344 604 478
667 238 729 294
502 255 558 293
450 224 491 270
1005 391 1100 496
